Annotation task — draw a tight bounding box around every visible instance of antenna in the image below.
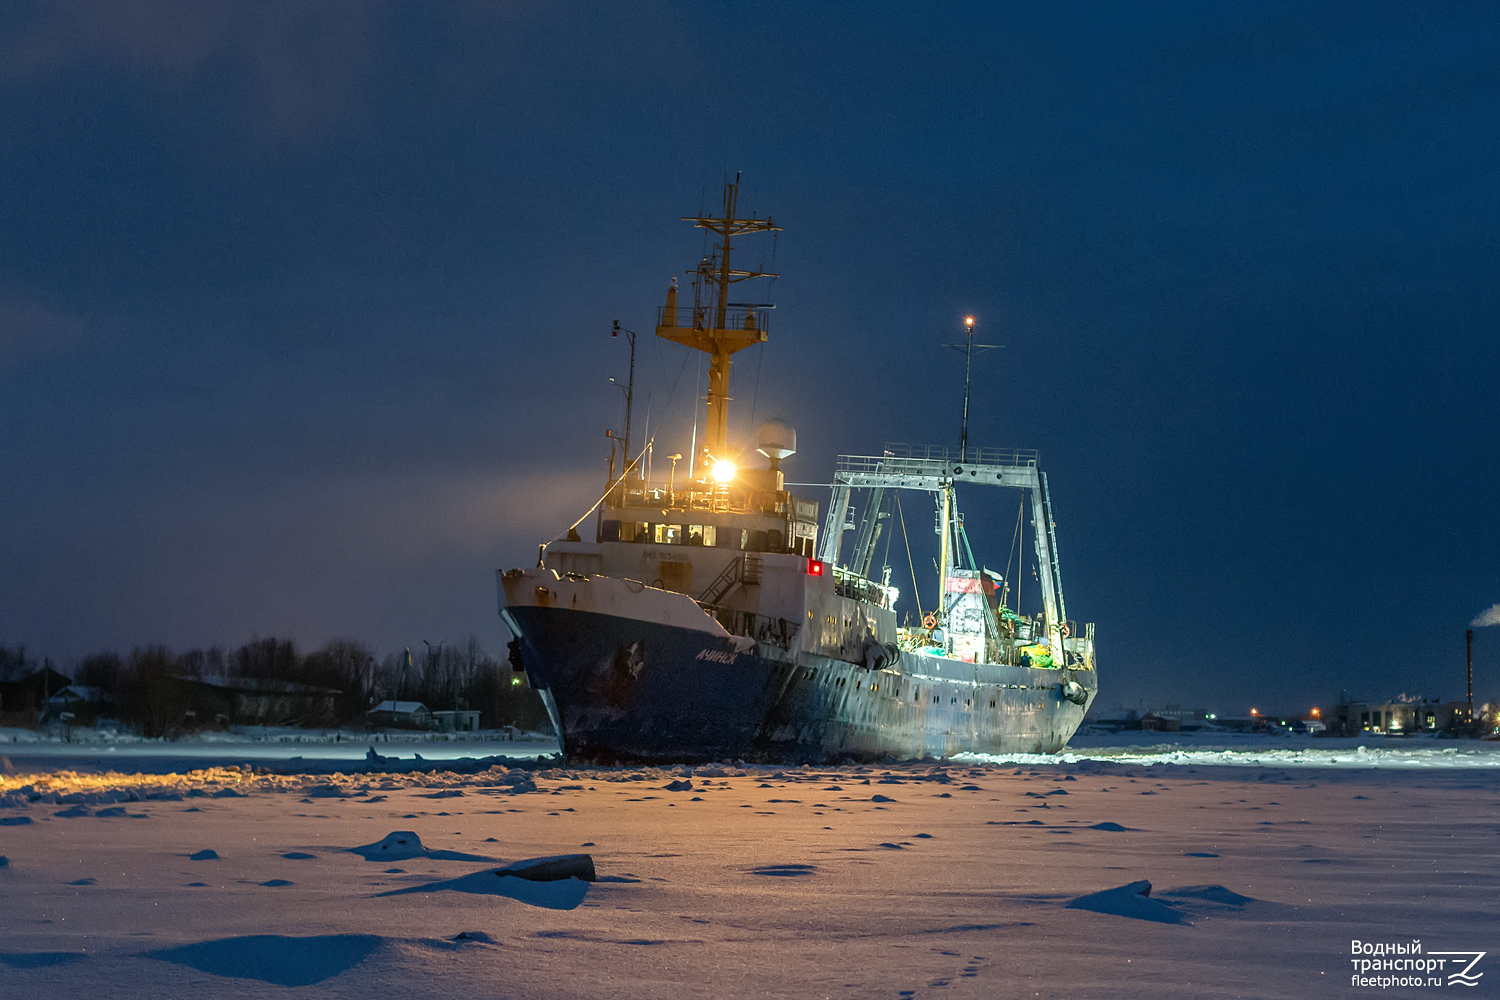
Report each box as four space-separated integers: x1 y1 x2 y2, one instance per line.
945 316 1000 461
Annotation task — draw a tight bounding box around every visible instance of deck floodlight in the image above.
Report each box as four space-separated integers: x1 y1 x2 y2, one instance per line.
711 459 737 484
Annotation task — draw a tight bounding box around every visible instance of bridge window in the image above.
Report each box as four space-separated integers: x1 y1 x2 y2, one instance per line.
655 524 683 545
688 524 703 545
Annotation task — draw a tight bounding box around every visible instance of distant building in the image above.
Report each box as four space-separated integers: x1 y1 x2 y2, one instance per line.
167 676 343 728
45 685 113 724
1328 700 1472 736
1138 712 1180 732
0 667 72 725
367 700 432 729
430 709 480 733
1156 703 1209 722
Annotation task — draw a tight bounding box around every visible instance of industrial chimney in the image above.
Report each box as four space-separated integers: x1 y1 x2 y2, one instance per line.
1467 627 1475 730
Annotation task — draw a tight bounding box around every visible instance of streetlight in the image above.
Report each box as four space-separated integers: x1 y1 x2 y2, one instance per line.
610 321 637 462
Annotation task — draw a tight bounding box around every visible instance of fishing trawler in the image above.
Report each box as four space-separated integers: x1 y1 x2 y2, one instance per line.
497 181 1097 763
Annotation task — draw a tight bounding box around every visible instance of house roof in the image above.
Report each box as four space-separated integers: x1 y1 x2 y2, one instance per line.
50 685 108 702
369 700 427 714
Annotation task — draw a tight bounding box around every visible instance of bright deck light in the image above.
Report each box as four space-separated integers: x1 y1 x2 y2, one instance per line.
711 459 736 483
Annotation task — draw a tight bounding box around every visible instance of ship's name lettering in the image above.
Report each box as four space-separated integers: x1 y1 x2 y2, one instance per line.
696 649 739 664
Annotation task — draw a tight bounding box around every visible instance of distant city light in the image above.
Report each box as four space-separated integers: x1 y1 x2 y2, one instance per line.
1249 707 1258 716
711 459 737 484
1310 707 1321 717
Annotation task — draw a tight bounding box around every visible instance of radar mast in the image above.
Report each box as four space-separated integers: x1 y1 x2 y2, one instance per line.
655 175 781 475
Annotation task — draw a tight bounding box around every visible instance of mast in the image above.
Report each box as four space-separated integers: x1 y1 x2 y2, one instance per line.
936 486 952 626
655 176 781 474
939 315 996 625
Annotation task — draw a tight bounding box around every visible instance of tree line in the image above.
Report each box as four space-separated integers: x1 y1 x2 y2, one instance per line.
0 637 550 736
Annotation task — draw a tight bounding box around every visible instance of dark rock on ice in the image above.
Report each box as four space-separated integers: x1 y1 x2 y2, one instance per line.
496 854 596 882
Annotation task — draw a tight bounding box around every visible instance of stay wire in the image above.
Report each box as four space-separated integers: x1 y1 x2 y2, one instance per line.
541 435 655 560
1001 495 1024 612
895 493 923 621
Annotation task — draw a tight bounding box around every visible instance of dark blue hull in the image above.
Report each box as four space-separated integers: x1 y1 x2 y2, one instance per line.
506 605 1095 764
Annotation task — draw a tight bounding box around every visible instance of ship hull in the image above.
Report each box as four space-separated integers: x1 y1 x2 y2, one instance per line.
505 604 1096 764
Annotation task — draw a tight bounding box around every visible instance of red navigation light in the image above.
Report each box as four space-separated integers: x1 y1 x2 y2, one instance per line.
807 559 824 576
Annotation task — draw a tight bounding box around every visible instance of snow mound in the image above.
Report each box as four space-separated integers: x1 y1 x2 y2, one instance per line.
1158 884 1256 907
378 868 591 909
189 849 218 861
450 931 495 943
1065 880 1189 924
150 934 382 986
349 831 491 862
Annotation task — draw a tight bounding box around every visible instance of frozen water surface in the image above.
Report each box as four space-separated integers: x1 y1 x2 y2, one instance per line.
0 728 559 775
1 734 1495 997
958 731 1500 769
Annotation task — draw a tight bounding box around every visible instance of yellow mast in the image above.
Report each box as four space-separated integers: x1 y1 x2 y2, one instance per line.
654 176 781 474
936 485 952 627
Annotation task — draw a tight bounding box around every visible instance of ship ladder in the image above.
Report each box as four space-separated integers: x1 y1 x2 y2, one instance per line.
698 553 763 605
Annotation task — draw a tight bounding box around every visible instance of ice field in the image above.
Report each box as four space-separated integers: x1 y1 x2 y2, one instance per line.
2 737 1497 998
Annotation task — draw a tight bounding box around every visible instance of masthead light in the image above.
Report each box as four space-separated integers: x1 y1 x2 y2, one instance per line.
964 316 975 327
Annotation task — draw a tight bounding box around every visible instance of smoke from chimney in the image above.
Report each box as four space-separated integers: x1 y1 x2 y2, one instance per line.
1471 604 1500 628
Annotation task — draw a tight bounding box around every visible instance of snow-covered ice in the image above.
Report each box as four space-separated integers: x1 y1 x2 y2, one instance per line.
0 750 1496 997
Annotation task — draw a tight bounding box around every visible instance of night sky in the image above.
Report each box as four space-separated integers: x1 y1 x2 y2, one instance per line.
2 1 1497 713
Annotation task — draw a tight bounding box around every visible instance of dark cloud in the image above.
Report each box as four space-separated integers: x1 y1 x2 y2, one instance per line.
2 0 379 140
